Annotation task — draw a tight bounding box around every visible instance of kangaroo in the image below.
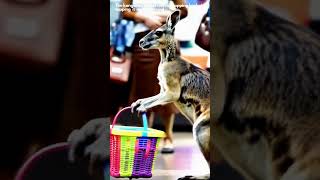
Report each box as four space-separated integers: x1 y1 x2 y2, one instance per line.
131 10 211 180
212 0 320 180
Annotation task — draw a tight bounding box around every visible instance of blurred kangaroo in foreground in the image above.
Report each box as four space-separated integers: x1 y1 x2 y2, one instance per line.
131 10 211 180
213 0 320 179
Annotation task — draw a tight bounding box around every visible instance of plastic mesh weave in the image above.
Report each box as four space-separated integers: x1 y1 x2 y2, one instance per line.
110 134 160 178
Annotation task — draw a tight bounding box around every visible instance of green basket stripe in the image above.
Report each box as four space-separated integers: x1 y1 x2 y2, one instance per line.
119 136 136 176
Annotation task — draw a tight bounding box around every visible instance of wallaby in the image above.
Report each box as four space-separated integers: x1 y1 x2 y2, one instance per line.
212 0 320 180
131 10 211 180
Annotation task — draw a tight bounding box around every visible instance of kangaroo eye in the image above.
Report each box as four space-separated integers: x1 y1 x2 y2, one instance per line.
155 31 163 36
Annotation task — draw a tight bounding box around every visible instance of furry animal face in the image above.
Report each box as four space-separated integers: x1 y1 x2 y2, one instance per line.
139 10 180 50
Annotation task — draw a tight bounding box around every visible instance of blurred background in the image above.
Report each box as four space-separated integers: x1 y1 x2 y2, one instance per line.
0 0 107 179
0 0 319 179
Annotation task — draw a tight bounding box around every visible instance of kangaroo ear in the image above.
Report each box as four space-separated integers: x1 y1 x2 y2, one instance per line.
166 10 181 30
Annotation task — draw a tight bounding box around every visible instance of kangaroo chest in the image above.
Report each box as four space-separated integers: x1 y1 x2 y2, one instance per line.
157 65 166 92
174 101 197 124
157 62 198 123
157 62 178 92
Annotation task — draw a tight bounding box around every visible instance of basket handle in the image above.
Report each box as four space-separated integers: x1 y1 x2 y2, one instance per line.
111 106 148 136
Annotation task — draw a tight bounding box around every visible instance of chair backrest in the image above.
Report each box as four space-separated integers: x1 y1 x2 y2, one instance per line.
15 142 97 180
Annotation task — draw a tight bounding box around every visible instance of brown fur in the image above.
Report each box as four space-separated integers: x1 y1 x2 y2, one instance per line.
212 0 320 179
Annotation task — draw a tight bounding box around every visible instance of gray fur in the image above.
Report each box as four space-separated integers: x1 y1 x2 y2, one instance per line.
212 0 320 179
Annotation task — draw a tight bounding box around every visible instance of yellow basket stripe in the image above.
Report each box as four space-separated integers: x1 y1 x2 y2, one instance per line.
119 136 136 176
111 125 166 138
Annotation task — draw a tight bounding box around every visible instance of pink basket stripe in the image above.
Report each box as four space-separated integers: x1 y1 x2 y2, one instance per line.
110 135 121 177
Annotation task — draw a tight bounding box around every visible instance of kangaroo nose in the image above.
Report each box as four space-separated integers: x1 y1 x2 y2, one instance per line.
139 39 145 46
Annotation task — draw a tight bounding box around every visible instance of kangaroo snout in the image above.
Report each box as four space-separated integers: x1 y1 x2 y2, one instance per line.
139 38 152 49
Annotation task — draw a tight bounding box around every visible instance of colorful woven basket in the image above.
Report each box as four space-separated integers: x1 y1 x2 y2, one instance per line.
110 107 166 179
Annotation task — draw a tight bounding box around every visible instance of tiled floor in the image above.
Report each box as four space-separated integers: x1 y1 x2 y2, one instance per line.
110 132 209 180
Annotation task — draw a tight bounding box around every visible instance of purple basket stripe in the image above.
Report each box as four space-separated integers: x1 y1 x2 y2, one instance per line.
131 137 158 177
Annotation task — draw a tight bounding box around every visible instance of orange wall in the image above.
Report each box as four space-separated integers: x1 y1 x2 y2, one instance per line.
258 0 310 24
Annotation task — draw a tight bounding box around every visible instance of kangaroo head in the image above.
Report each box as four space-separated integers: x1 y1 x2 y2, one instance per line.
139 10 181 50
